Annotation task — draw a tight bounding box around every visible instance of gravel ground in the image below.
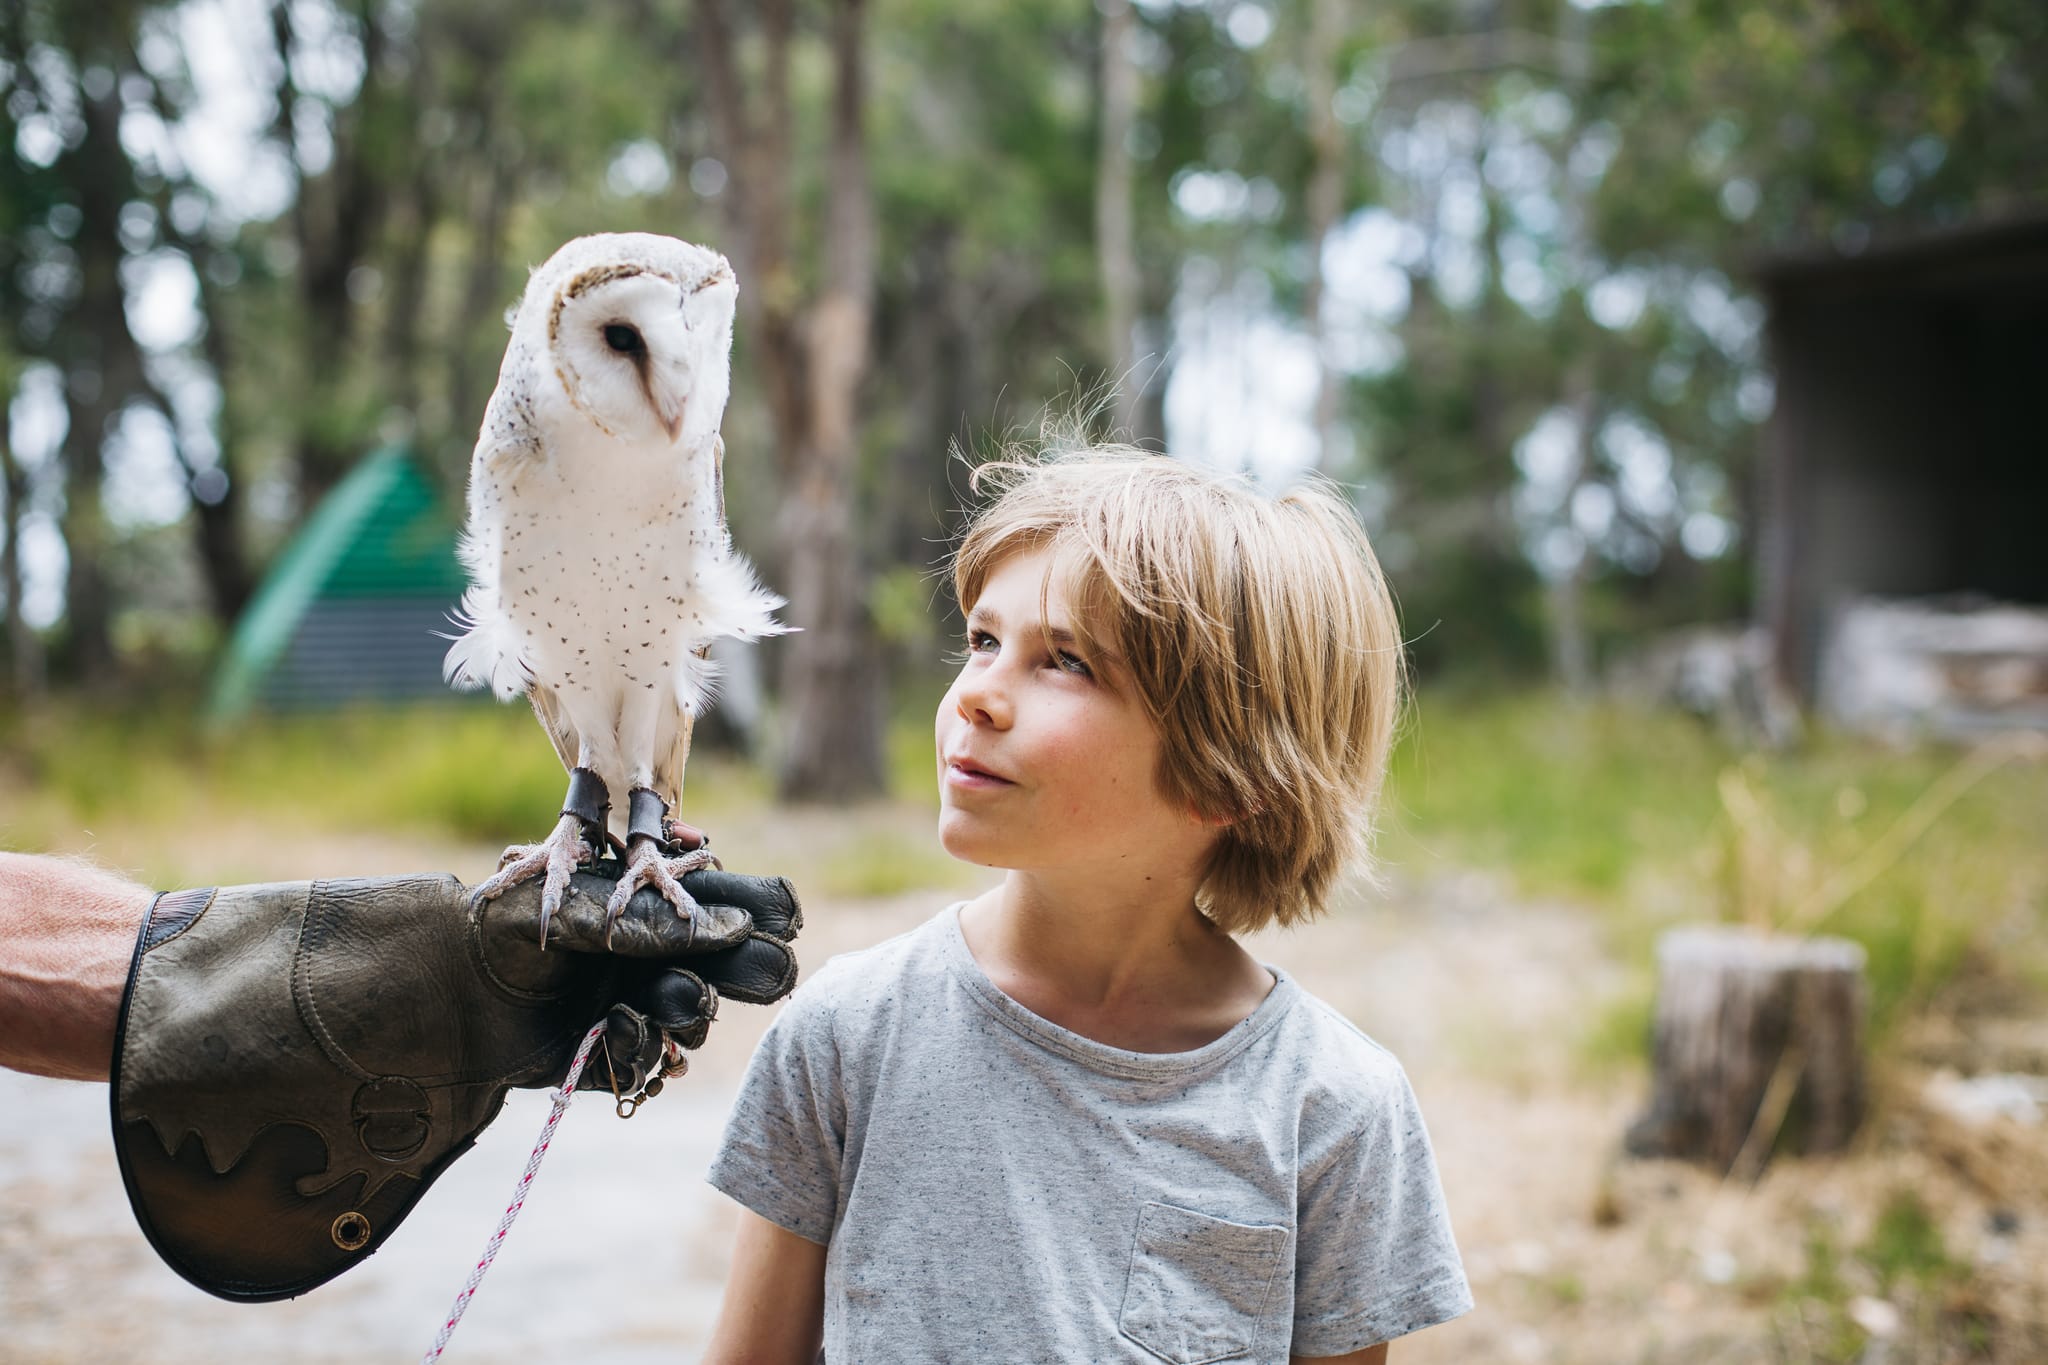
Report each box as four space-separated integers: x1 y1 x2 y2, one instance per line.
4 839 2042 1363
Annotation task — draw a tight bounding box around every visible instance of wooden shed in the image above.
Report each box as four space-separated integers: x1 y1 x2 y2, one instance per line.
1752 214 2048 710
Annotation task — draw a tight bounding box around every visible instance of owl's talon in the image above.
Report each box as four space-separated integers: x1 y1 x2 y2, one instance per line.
603 838 718 949
470 813 593 949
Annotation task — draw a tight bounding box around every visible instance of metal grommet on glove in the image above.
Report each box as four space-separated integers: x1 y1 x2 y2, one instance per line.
331 1211 372 1251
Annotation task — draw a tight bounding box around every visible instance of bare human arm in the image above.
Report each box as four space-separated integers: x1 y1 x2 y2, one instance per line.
700 1207 828 1365
0 852 152 1081
1294 1345 1390 1365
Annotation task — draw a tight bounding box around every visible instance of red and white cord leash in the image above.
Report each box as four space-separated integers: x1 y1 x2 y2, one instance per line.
419 1019 609 1364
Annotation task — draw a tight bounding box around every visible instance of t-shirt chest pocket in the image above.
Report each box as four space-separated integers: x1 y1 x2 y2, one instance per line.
1117 1201 1290 1364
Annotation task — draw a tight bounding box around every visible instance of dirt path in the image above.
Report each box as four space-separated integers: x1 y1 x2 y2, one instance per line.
2 833 2042 1362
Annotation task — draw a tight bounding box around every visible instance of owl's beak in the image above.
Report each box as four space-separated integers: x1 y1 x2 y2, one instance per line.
639 371 686 443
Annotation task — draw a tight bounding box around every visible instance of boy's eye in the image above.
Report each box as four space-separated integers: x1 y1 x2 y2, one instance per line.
1054 650 1092 678
965 629 997 654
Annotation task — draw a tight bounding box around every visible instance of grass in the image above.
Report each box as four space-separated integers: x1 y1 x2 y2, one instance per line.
0 691 974 900
5 686 2042 1036
1384 693 1731 899
0 695 768 849
1766 1192 1970 1363
1382 691 2048 1042
1860 1188 1957 1295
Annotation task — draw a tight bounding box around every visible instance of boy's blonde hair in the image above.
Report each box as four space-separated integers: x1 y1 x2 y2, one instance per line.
952 446 1405 934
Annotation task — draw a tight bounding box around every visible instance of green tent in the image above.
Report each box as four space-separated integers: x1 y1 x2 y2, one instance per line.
208 447 470 721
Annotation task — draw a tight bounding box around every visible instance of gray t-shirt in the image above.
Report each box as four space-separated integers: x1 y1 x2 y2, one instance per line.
708 905 1473 1363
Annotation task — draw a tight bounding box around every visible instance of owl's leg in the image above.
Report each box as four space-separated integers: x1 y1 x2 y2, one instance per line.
603 787 720 943
469 767 609 944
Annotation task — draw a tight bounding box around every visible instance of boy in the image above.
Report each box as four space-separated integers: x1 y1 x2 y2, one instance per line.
704 447 1472 1363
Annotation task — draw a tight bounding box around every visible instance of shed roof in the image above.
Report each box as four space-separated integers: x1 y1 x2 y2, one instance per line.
1751 210 2048 298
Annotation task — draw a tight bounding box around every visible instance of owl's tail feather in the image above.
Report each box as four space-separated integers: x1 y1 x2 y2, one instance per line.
442 588 532 701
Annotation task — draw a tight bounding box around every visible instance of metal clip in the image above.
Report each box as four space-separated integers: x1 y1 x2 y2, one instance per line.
612 1056 678 1119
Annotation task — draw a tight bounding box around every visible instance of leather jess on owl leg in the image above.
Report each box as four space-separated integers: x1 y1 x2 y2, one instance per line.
603 787 718 939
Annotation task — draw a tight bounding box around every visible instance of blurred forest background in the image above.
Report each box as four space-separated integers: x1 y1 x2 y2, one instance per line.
1 0 2039 748
3 1 2048 1360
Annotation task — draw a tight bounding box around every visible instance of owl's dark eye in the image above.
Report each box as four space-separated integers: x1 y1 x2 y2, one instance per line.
602 323 643 354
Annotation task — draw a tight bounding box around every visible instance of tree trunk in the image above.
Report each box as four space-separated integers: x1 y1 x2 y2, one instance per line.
53 73 129 686
1 404 41 697
382 67 441 433
698 0 804 439
776 0 882 800
1303 0 1345 474
1544 1 1597 696
185 256 254 626
1095 0 1139 435
1547 359 1596 694
698 0 885 799
1625 927 1868 1176
274 0 391 507
881 229 956 571
445 144 514 455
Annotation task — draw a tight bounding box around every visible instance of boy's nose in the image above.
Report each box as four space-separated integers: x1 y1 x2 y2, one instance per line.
951 670 1011 729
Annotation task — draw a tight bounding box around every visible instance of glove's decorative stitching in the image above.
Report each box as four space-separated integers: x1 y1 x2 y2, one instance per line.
290 881 378 1084
467 887 575 1006
351 1077 434 1162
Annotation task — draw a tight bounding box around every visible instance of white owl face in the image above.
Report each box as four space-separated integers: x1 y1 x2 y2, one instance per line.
547 258 736 449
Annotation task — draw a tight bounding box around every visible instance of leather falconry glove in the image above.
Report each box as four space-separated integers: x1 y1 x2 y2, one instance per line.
110 863 800 1302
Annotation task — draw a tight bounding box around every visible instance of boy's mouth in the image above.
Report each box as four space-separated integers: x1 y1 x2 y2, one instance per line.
943 755 1015 787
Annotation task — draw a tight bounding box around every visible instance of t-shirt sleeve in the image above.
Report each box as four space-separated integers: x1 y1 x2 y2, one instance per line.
1289 1059 1474 1356
706 977 847 1246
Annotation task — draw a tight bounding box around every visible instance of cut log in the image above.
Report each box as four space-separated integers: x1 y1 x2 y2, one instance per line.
1625 927 1868 1175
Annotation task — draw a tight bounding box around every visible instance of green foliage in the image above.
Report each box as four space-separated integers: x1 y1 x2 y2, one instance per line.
1589 0 2048 256
1539 1272 1585 1308
6 0 2044 708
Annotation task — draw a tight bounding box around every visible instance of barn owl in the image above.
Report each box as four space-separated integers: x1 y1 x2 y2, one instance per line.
443 232 783 937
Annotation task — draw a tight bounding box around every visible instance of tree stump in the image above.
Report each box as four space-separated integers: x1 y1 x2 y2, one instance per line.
1624 927 1868 1175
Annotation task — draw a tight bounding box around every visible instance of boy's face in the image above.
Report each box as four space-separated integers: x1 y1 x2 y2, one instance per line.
935 545 1216 882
